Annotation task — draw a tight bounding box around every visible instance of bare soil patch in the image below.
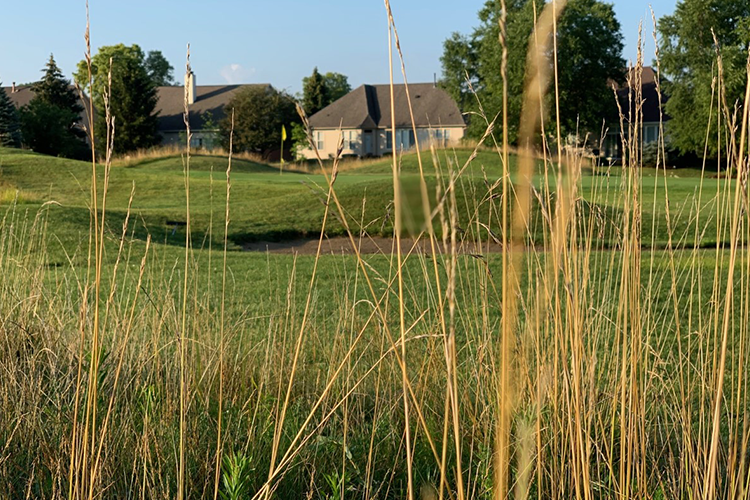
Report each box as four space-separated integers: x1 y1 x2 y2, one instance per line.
243 236 503 255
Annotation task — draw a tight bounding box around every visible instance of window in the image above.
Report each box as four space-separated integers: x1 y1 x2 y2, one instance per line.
396 129 410 149
386 131 393 150
343 130 354 150
316 132 324 150
444 129 450 141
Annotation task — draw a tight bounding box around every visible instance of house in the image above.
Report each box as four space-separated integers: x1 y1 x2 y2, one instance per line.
602 66 668 160
3 83 35 108
300 83 466 159
155 72 270 148
3 82 92 142
3 82 90 119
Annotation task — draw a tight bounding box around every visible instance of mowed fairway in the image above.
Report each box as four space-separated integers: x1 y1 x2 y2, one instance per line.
0 145 747 498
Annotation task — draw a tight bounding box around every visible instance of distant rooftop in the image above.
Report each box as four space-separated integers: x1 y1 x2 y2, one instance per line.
155 83 271 131
308 83 465 130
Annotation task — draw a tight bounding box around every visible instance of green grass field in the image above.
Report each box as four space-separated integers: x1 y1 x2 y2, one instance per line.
1 145 748 499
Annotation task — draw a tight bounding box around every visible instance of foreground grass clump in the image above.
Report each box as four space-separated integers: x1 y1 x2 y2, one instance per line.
1 126 749 499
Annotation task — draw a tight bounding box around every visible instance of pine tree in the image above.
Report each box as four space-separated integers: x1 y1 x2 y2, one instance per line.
302 67 329 116
0 85 22 148
32 54 83 115
19 54 88 158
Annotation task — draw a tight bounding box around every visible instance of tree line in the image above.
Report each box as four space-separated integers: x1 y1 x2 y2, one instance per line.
0 47 174 158
0 46 348 159
2 0 745 161
440 0 749 160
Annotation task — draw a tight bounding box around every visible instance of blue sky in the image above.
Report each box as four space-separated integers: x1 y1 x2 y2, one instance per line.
0 0 677 94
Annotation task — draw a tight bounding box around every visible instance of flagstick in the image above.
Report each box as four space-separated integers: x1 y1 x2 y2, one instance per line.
280 124 286 175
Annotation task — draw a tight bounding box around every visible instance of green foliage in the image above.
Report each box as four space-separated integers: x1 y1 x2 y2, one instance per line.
302 67 329 116
19 100 88 159
440 0 624 143
291 121 309 160
322 71 352 102
302 69 352 115
20 55 88 159
219 85 298 156
658 0 750 157
144 50 175 86
439 32 479 112
0 85 22 148
219 451 253 500
74 44 160 154
32 54 84 115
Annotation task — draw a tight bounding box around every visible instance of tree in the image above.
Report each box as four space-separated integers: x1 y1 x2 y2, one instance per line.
300 70 352 115
20 101 88 158
219 86 298 156
145 50 175 86
0 85 22 148
322 72 351 102
659 0 750 157
302 67 329 116
20 55 88 158
32 55 84 115
74 44 160 154
439 32 480 113
440 0 625 144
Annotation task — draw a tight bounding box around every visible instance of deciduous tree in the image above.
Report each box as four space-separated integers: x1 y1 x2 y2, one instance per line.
219 86 298 156
441 0 625 144
321 72 351 103
145 50 175 86
74 44 160 154
658 0 750 156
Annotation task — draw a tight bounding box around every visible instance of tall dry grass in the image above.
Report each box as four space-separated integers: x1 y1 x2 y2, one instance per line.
1 2 750 500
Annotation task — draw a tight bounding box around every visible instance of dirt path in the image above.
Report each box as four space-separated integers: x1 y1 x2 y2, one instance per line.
243 236 503 255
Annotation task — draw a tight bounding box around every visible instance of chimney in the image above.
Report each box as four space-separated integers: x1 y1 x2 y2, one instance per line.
433 73 437 88
184 71 196 105
11 82 16 93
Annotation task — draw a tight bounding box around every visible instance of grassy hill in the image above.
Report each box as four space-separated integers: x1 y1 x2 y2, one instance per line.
0 146 729 261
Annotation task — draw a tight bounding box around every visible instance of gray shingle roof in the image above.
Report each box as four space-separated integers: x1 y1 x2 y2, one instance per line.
1 85 35 108
155 84 271 131
3 84 89 110
309 83 465 130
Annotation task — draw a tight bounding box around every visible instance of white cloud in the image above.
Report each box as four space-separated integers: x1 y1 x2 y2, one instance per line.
220 64 255 84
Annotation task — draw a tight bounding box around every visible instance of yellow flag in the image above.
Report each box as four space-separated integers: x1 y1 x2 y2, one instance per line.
281 124 287 141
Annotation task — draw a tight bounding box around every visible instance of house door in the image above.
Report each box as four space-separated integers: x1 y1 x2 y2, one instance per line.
364 130 373 156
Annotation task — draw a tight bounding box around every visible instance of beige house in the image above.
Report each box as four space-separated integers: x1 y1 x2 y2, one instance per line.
301 83 465 159
155 73 270 148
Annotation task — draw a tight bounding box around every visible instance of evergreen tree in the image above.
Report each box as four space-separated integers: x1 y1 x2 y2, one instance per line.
32 54 84 115
74 44 160 154
302 67 329 115
0 85 22 148
19 55 88 158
